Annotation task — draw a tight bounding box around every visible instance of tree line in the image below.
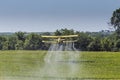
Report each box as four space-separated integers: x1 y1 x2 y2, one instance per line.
0 32 44 50
0 29 117 51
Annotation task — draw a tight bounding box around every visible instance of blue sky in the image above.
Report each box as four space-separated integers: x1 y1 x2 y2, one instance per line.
0 0 120 32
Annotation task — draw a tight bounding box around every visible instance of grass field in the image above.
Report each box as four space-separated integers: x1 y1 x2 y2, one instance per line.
80 52 120 79
0 51 120 80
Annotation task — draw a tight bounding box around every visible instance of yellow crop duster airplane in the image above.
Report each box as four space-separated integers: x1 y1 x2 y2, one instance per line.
41 35 78 44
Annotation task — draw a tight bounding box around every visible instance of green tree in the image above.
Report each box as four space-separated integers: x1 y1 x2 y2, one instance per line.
114 39 120 51
75 32 92 51
54 30 62 35
0 36 7 50
15 31 26 41
54 28 74 35
24 33 43 50
15 40 24 50
101 38 111 51
2 41 9 50
87 38 101 51
111 8 120 36
8 36 17 50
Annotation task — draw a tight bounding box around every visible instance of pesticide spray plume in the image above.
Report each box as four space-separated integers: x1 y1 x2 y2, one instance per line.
44 42 80 63
39 42 81 79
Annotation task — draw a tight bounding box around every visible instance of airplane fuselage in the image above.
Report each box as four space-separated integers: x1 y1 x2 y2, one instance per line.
57 37 64 44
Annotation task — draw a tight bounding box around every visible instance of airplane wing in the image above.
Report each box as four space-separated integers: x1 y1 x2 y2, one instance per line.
41 35 78 38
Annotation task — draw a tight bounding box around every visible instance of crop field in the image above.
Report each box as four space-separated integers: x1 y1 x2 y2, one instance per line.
0 51 120 80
